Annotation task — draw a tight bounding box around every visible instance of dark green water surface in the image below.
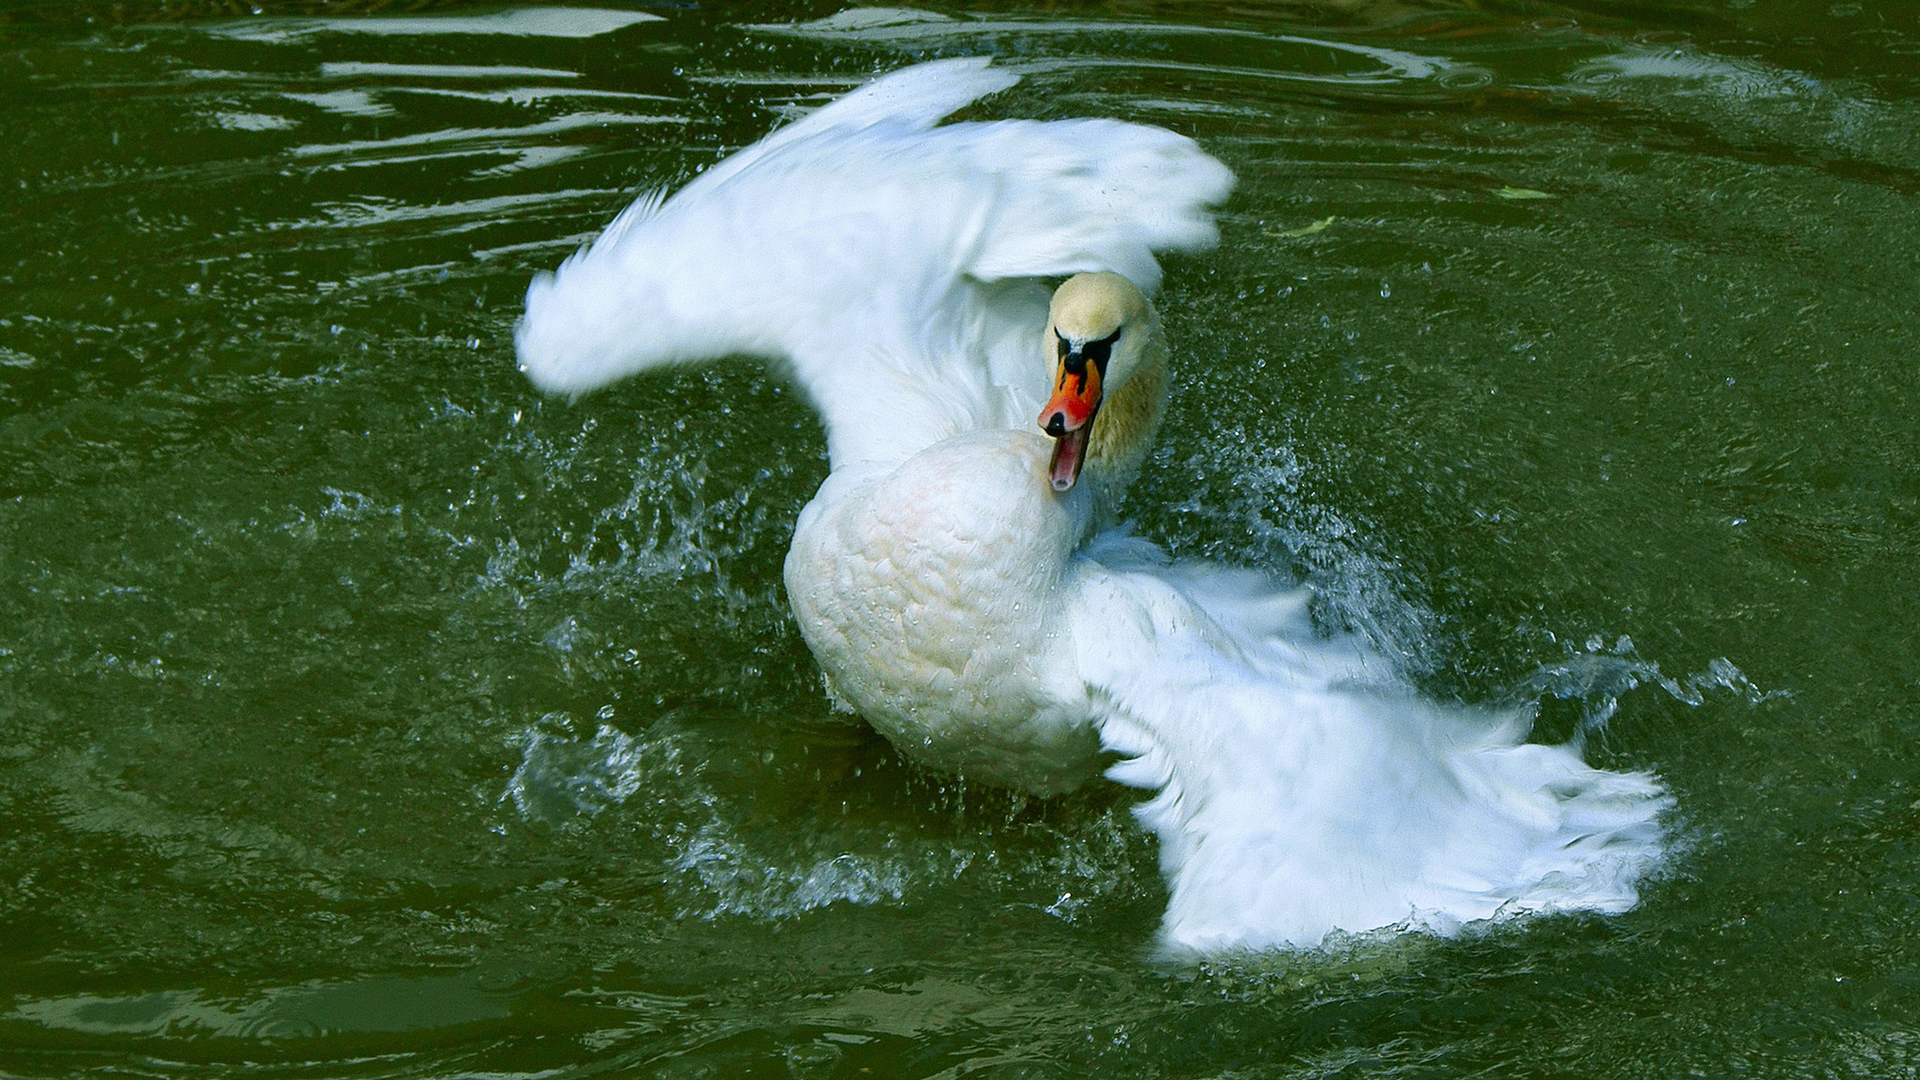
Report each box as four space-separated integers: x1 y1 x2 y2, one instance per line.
2 1 1918 1076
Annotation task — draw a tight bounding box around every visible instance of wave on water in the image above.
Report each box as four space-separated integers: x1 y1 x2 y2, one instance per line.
199 7 663 42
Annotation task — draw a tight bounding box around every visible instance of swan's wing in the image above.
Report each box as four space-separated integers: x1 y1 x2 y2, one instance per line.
516 57 1232 469
691 55 1020 190
1070 542 1672 952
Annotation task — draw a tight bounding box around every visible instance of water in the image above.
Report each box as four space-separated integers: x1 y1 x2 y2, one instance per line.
1 0 1917 1075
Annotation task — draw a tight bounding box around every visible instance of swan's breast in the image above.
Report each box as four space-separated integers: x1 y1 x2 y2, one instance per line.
784 430 1100 794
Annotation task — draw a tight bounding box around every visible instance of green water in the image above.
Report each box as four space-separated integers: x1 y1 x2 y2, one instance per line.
2 0 1917 1075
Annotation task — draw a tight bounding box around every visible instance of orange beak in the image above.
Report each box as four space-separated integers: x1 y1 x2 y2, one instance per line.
1038 347 1104 492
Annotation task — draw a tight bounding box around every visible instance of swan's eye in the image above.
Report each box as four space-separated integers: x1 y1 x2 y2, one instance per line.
1082 328 1121 368
1058 327 1122 377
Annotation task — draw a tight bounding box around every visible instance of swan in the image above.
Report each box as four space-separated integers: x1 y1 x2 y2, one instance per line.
516 57 1671 951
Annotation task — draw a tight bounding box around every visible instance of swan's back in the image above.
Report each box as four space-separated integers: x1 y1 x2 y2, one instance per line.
515 57 1233 470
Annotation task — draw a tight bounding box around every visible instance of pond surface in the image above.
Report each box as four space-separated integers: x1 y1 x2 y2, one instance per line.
2 0 1918 1076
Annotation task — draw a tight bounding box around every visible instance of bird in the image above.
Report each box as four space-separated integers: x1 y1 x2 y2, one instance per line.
515 57 1671 952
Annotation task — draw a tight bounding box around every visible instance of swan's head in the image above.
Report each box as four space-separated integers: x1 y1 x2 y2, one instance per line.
1038 272 1163 492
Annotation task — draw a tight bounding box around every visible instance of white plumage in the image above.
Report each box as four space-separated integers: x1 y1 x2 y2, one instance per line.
517 57 1671 951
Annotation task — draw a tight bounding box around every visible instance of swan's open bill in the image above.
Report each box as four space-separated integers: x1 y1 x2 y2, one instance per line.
516 57 1671 951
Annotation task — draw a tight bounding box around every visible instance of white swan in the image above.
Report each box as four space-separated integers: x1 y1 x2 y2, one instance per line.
516 57 1671 952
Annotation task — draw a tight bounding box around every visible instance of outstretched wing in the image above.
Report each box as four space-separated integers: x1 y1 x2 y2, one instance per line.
1071 535 1671 952
516 57 1232 470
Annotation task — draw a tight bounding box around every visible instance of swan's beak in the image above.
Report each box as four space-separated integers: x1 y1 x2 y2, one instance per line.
1039 351 1104 492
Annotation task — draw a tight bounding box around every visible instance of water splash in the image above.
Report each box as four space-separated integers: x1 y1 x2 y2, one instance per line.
504 716 656 825
502 717 972 918
1516 635 1787 740
1165 439 1439 676
669 821 972 920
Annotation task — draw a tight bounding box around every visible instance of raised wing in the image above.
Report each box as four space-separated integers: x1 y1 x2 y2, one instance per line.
515 57 1232 469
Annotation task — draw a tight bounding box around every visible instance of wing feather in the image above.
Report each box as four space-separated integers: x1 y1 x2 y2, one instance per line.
1070 538 1672 952
516 58 1231 469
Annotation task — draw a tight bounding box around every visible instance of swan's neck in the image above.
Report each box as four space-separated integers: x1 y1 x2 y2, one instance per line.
1084 330 1168 518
